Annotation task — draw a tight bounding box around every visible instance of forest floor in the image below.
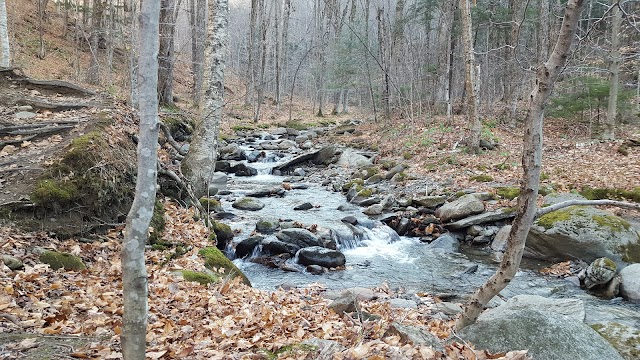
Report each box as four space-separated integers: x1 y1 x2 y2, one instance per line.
0 2 639 359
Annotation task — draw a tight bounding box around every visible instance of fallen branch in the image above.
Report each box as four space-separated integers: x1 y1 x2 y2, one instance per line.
0 125 74 136
536 199 640 217
0 134 37 147
159 121 187 156
0 313 21 325
15 98 93 111
157 161 208 220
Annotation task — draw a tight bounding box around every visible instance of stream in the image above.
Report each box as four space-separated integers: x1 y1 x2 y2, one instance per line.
213 135 640 334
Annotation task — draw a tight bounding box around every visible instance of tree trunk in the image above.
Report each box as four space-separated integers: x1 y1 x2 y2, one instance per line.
604 1 621 140
253 0 266 122
182 0 228 199
459 0 480 153
538 0 550 63
158 0 180 105
37 0 47 59
121 0 160 358
455 0 586 331
274 0 282 107
87 0 104 84
245 0 258 106
505 0 522 124
0 0 9 67
377 8 390 121
129 0 139 106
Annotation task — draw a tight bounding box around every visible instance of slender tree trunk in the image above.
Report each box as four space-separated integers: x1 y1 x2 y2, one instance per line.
456 0 586 331
0 0 9 67
604 1 621 140
37 0 47 59
459 0 480 153
158 0 180 105
182 0 228 199
87 0 104 84
377 8 390 121
538 0 550 63
506 0 522 124
245 0 258 106
274 0 282 107
121 0 160 358
281 0 290 99
253 0 266 122
129 0 139 106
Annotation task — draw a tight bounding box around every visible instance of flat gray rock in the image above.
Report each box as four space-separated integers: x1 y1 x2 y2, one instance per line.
447 208 516 229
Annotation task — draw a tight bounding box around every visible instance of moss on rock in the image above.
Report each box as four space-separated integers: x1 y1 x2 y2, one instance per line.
199 197 222 212
181 270 220 285
30 180 78 208
496 186 520 200
536 206 578 230
580 187 640 203
198 247 251 286
39 250 86 271
470 174 494 182
342 179 365 192
592 214 631 232
211 220 234 248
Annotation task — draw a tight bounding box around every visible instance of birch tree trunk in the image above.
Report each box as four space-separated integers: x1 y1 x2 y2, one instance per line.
0 0 9 67
459 0 481 153
604 1 621 140
121 0 160 358
455 0 586 331
182 0 228 199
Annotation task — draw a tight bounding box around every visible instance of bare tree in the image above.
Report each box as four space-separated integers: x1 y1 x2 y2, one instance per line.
604 1 621 140
456 0 587 331
0 0 9 67
158 0 181 105
459 0 481 153
37 0 49 59
191 0 207 100
182 0 229 198
121 0 160 358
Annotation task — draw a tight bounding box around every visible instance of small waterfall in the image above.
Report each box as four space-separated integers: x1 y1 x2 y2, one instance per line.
334 223 401 250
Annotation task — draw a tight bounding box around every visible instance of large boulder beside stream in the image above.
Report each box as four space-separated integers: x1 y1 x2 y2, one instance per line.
525 206 640 263
459 296 623 360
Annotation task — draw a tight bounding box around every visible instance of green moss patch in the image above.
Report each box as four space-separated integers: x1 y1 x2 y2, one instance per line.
198 247 251 286
496 186 521 200
592 214 631 232
342 179 364 192
536 206 579 230
181 270 220 285
148 201 166 244
591 322 640 359
31 180 78 207
470 174 494 182
199 197 222 212
39 250 86 271
580 187 640 203
211 220 234 248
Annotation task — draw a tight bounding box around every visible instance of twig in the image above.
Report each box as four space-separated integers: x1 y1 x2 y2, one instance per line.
0 313 21 325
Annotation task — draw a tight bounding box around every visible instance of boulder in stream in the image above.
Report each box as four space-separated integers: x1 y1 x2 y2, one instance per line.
235 236 263 259
620 264 640 303
275 228 321 248
232 197 265 211
525 206 640 263
297 246 346 268
435 194 485 222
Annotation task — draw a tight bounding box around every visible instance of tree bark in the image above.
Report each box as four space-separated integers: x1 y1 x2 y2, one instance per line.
0 0 9 68
604 1 621 140
377 8 390 121
158 0 180 105
459 0 480 153
245 0 258 106
129 0 139 107
121 0 160 358
182 0 228 198
456 0 586 331
274 0 282 107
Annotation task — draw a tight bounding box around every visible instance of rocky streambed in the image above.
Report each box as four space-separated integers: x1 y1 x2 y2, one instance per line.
202 123 640 359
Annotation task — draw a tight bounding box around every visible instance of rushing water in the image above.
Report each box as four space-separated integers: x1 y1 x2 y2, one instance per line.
217 144 640 332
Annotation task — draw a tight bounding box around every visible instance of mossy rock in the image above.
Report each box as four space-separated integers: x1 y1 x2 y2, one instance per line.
181 270 220 285
580 187 640 203
591 322 640 360
199 197 222 212
211 220 234 249
39 250 86 271
527 206 640 263
198 247 251 286
148 200 166 244
232 197 265 211
470 174 494 182
496 186 520 200
342 178 365 192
